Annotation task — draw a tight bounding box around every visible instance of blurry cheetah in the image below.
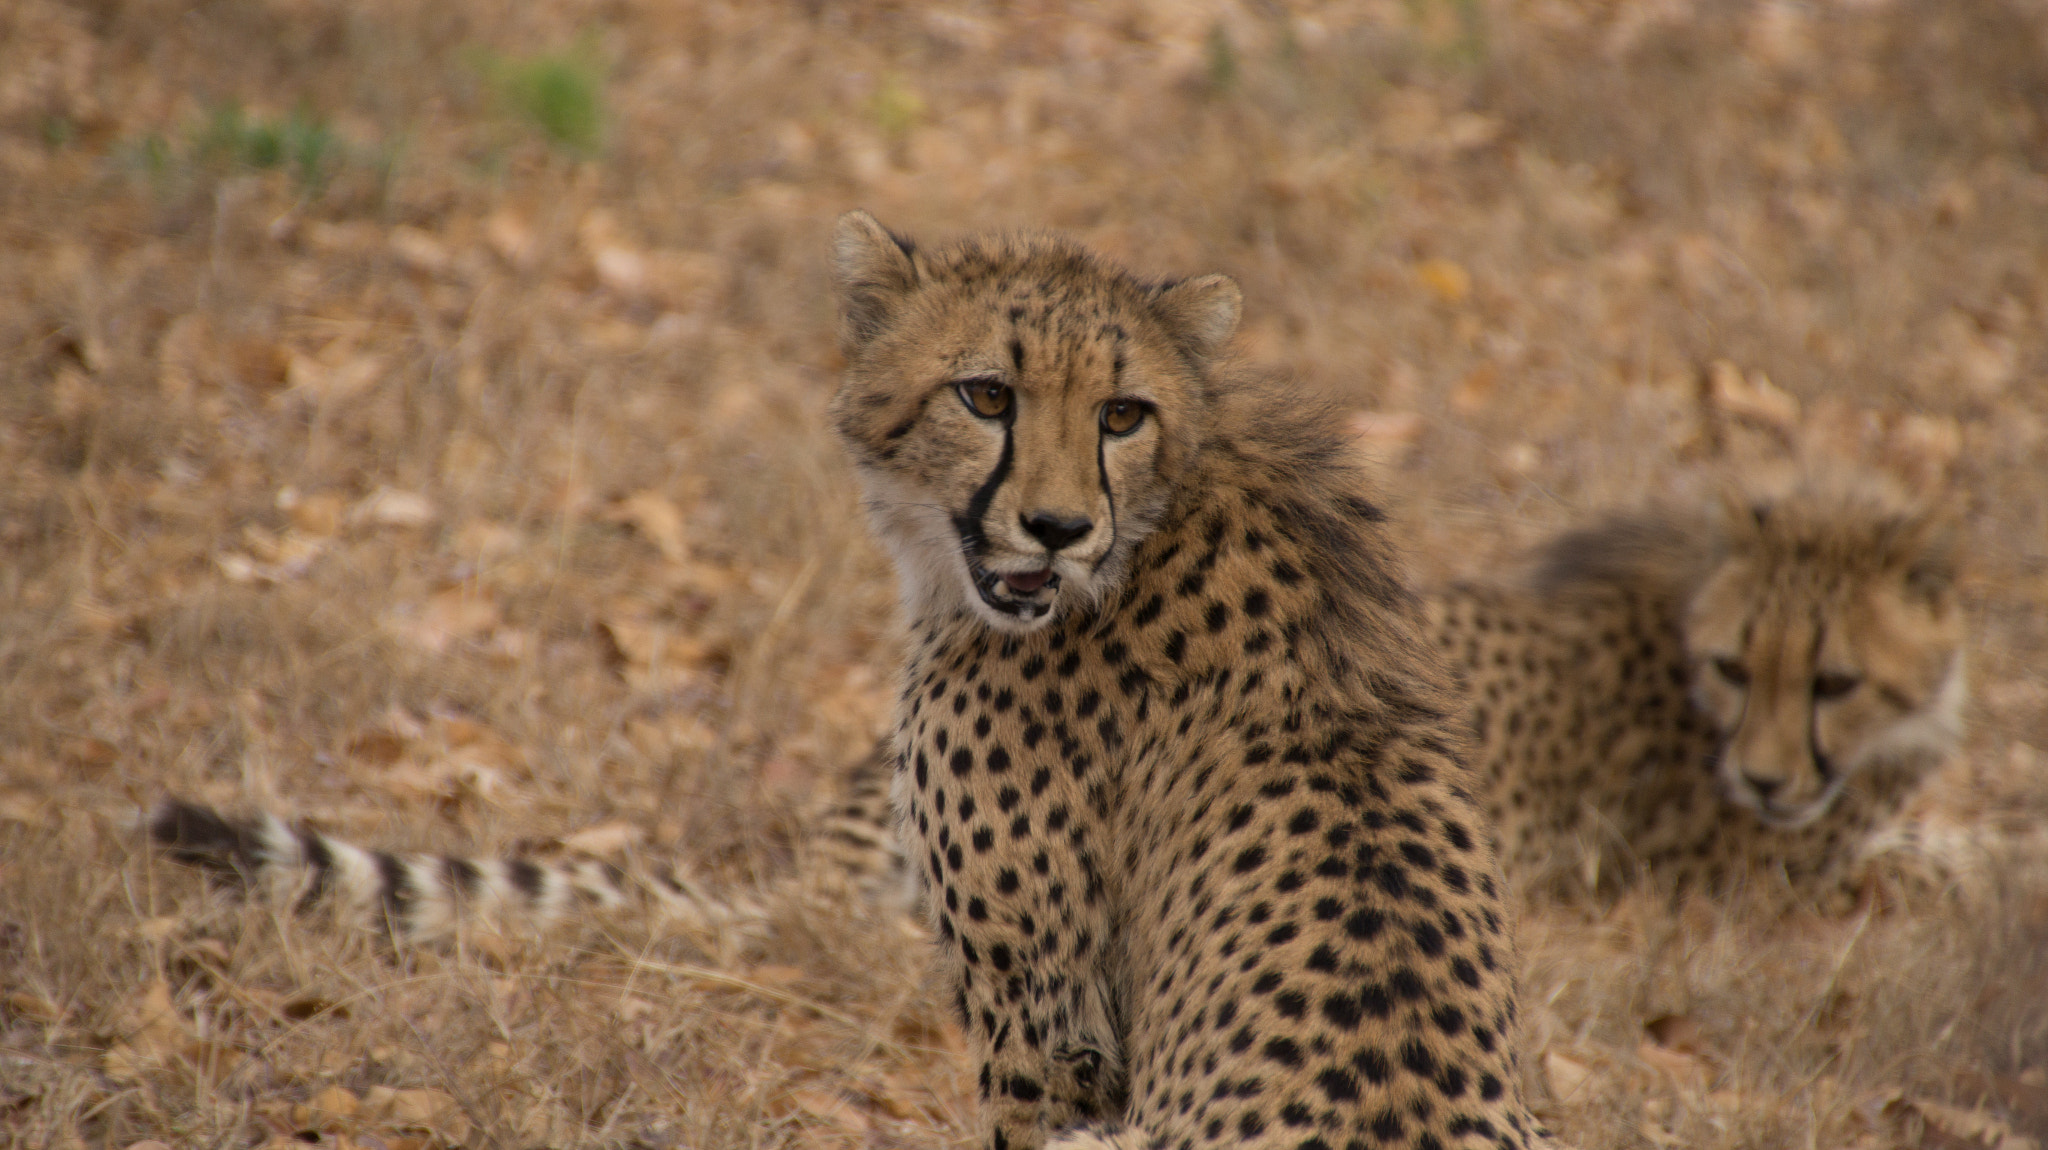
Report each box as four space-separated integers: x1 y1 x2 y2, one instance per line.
1432 470 1967 912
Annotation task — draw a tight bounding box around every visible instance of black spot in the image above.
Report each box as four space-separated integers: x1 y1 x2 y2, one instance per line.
1431 1004 1465 1036
1315 1068 1360 1103
1339 909 1385 942
1354 1048 1391 1084
1411 920 1446 957
1389 967 1426 1001
950 748 974 776
1262 1038 1303 1067
1399 1038 1436 1078
1234 846 1268 873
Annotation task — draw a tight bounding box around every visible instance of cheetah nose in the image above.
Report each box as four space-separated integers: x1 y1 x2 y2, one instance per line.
1743 773 1783 800
1022 511 1094 551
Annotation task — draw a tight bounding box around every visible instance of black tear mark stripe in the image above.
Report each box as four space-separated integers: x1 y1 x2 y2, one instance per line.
1093 430 1117 574
955 406 1017 557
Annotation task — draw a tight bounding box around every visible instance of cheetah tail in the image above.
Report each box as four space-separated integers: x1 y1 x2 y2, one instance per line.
145 798 708 945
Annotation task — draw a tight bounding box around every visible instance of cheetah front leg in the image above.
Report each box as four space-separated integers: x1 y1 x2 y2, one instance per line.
910 786 1126 1149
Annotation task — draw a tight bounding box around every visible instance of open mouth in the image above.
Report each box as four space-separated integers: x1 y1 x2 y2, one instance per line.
971 563 1061 619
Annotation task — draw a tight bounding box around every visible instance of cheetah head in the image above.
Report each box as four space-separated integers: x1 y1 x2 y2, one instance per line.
827 211 1240 632
1684 476 1967 828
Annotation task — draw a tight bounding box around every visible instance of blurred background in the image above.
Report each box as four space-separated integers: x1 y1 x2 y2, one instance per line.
2 1 2045 1148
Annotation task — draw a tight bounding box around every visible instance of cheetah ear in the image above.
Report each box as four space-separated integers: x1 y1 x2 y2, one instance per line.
1150 274 1242 361
1894 506 1961 601
833 210 921 355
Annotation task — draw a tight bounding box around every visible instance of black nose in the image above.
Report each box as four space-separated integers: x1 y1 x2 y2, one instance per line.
1021 511 1093 551
1743 774 1782 799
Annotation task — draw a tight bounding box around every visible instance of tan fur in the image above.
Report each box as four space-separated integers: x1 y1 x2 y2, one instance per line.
832 213 1554 1150
1432 469 1967 912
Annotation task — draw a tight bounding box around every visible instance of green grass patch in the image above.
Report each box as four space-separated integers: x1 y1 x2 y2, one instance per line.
474 40 607 156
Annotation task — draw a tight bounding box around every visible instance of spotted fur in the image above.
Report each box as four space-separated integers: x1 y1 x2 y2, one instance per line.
1434 470 1967 911
830 212 1552 1150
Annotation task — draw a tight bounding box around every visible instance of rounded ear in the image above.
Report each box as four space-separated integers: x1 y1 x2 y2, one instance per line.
833 210 920 354
1150 273 1242 361
1893 507 1961 600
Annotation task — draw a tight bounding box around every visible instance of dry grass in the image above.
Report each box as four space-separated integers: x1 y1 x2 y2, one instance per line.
2 0 2046 1147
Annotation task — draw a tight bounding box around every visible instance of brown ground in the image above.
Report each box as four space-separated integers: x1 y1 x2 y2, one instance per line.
2 1 2045 1148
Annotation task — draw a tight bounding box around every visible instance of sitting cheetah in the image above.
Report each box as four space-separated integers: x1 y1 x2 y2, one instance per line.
829 213 1551 1150
1433 470 1968 912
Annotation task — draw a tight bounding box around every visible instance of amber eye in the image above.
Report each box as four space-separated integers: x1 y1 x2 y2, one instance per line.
1712 657 1750 687
1813 671 1862 701
1101 398 1147 436
957 378 1012 419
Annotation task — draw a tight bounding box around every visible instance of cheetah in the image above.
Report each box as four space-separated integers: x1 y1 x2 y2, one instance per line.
829 213 1552 1150
1431 470 1968 912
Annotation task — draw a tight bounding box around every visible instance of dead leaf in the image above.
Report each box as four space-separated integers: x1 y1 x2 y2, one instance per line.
558 820 646 855
1415 258 1472 305
348 729 410 767
350 487 437 530
790 1088 872 1135
1708 360 1800 432
6 991 60 1024
1544 1049 1595 1102
1635 1041 1708 1094
485 209 537 267
1450 364 1497 415
389 226 451 275
277 487 346 538
1643 1013 1702 1052
603 490 690 562
1887 1096 2041 1150
363 1086 471 1143
295 1085 361 1127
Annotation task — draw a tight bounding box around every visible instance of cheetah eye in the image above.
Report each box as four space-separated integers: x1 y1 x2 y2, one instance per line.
1712 657 1750 688
1101 398 1148 436
1812 671 1862 701
957 378 1012 419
